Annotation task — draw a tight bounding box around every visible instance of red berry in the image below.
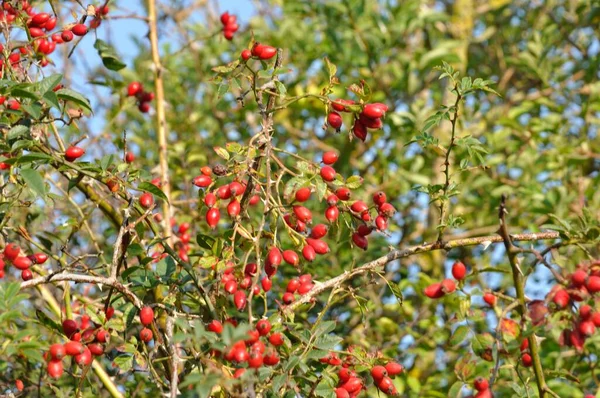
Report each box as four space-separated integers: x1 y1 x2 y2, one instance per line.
258 45 277 60
206 208 221 229
521 353 532 367
244 262 258 276
193 175 212 188
139 306 154 326
287 278 300 293
350 200 368 213
371 365 387 380
571 269 588 287
15 379 23 391
580 304 592 320
248 351 263 368
295 187 311 202
363 103 388 119
376 376 396 394
269 332 284 346
32 13 51 26
21 269 33 281
441 278 456 293
49 343 65 360
282 292 294 304
105 307 115 320
227 199 241 218
353 121 368 141
335 388 350 398
385 361 404 376
352 233 368 250
127 82 142 97
256 319 271 336
306 238 329 254
224 279 237 294
322 151 339 165
3 243 20 261
241 49 252 60
357 224 372 236
13 256 32 270
47 360 64 378
139 192 154 209
64 341 85 356
424 282 444 299
327 111 343 130
283 250 299 266
88 343 104 356
372 191 386 205
378 202 396 217
293 206 312 224
302 244 316 262
234 290 247 310
483 292 496 307
592 312 600 327
261 277 272 292
124 151 135 163
320 166 336 182
325 206 339 222
310 224 328 239
263 349 280 365
331 99 355 113
207 320 223 334
375 215 388 231
65 146 85 161
579 321 595 336
474 377 489 392
340 377 362 393
140 327 153 343
587 276 600 293
71 24 88 36
552 289 570 308
96 329 109 343
204 192 217 207
61 30 74 42
452 261 467 280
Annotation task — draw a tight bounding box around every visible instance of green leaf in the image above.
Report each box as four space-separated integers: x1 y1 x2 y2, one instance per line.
212 60 240 74
55 88 92 113
42 90 60 109
38 74 63 94
113 355 133 373
450 325 470 346
138 181 168 202
20 168 47 197
213 146 229 160
345 175 363 189
7 125 29 141
94 39 126 71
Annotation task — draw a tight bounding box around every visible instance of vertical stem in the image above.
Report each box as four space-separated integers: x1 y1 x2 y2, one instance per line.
497 195 549 398
147 0 174 246
437 89 462 242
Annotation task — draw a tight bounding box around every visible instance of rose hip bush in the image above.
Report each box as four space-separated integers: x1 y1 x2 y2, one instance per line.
1 1 599 397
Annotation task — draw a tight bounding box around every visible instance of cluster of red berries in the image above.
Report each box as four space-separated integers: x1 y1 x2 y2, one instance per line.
280 273 314 304
548 262 600 351
172 221 192 262
283 151 395 254
139 306 154 343
219 12 239 41
193 165 260 228
0 1 107 70
221 263 257 310
1 242 48 281
240 42 277 61
207 319 281 376
127 81 155 113
423 261 467 299
319 351 404 397
45 311 112 379
327 100 388 142
368 362 404 396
